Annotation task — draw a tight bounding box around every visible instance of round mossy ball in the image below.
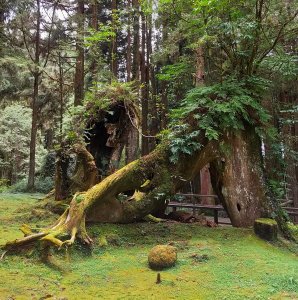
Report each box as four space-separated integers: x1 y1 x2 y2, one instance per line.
148 245 177 270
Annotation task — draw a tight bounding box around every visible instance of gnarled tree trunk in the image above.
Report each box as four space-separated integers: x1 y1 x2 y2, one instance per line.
3 133 220 251
210 126 268 227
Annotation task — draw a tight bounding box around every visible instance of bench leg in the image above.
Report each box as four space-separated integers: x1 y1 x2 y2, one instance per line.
173 207 177 212
214 210 219 224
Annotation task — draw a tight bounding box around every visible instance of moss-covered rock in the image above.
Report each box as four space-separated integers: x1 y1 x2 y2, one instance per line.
254 218 277 241
148 245 177 270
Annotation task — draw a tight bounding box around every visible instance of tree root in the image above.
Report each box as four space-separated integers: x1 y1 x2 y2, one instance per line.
2 201 92 254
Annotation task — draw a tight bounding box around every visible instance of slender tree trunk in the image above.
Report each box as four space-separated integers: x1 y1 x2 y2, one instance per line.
74 0 85 106
27 0 41 191
125 0 140 163
57 53 63 143
132 0 140 81
160 19 168 130
111 0 117 78
126 0 132 81
141 11 149 155
90 0 98 80
146 7 158 152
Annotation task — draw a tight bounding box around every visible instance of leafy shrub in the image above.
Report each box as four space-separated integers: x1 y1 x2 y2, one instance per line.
37 152 56 179
0 178 9 193
35 177 54 194
10 176 54 194
287 222 298 241
9 178 27 192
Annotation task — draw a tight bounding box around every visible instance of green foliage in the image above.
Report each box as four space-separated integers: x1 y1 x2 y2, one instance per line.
0 178 9 193
85 25 116 47
287 223 298 241
0 104 47 184
172 78 271 139
261 54 298 81
168 125 201 163
165 77 273 164
10 176 53 194
157 59 193 82
0 55 31 102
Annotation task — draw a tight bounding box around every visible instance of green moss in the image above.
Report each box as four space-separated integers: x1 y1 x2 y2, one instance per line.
74 194 85 204
256 218 277 225
0 193 297 300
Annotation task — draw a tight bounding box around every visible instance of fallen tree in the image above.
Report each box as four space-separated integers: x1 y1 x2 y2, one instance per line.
3 80 289 252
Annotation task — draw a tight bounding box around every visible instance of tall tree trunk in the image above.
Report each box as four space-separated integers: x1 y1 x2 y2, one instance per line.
159 18 168 130
58 52 64 143
194 46 212 201
74 0 85 106
27 0 41 191
111 0 117 78
128 0 141 160
90 0 98 80
146 5 158 152
126 0 132 81
125 0 139 163
132 0 140 81
141 11 149 155
125 128 139 164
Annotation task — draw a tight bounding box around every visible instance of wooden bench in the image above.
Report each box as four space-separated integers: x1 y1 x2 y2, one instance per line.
168 193 224 224
284 207 298 224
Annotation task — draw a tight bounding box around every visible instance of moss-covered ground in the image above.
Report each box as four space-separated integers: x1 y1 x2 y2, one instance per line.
0 193 297 300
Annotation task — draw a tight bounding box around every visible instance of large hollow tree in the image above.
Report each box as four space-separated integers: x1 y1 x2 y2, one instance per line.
54 82 140 202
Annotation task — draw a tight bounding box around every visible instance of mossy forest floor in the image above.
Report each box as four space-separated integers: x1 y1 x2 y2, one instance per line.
0 193 297 300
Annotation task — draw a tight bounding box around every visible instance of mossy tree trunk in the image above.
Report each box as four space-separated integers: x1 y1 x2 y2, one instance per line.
4 134 220 251
3 127 272 252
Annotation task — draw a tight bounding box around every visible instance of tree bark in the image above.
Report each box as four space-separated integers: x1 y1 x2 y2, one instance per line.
27 0 41 191
132 0 140 81
111 0 117 78
210 127 268 227
126 0 132 81
90 0 98 80
141 11 149 155
74 0 85 106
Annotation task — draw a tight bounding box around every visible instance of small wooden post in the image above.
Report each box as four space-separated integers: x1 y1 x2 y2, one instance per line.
156 273 161 284
214 209 219 224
